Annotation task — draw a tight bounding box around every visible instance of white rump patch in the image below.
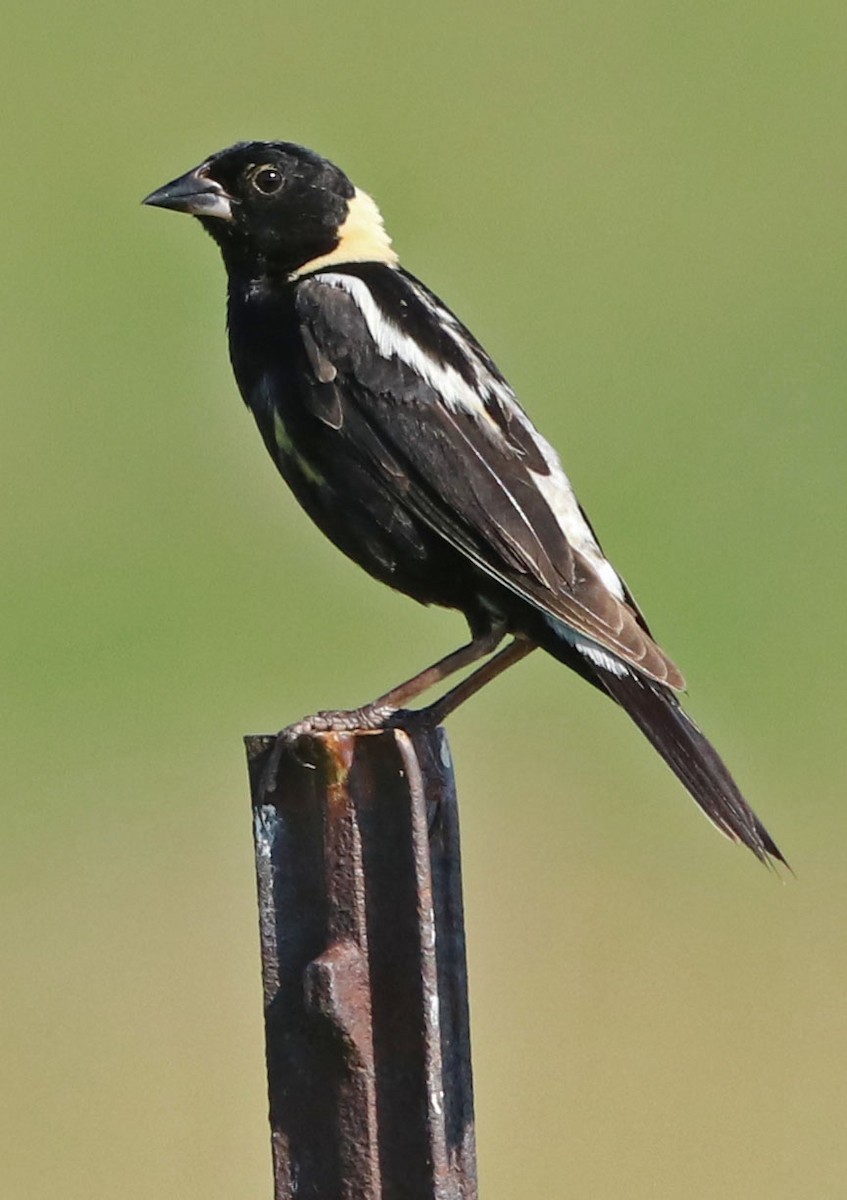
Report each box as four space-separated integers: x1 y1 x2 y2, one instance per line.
523 428 626 601
572 637 629 677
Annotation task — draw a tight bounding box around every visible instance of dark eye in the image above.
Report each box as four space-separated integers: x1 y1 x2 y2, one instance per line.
251 165 284 195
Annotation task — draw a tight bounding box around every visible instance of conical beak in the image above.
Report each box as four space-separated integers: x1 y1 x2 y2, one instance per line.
142 166 233 221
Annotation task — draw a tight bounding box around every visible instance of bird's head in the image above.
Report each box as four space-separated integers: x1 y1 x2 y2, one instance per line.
143 140 397 279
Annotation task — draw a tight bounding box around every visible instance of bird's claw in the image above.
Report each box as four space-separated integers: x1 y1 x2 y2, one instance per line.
260 703 408 794
283 703 399 739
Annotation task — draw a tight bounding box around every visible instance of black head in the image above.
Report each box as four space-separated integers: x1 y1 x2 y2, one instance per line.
143 141 392 278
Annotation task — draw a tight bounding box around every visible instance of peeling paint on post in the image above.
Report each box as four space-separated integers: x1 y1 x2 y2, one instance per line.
245 724 477 1200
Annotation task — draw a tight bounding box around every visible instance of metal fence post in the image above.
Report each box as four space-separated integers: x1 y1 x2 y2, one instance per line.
245 722 477 1200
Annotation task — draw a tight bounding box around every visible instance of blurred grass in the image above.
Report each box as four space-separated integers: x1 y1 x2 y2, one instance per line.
1 1 845 1196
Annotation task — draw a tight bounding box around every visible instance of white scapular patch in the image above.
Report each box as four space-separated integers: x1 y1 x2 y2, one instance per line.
319 272 626 603
319 272 505 422
405 279 519 418
290 189 399 278
572 637 630 676
403 281 628 602
322 274 542 534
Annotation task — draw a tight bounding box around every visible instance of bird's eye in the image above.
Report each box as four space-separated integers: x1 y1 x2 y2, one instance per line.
251 166 284 195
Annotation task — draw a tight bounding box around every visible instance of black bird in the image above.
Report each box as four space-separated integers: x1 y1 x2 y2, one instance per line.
144 141 783 865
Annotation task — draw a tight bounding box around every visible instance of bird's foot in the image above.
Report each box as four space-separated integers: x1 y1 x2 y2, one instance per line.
283 702 399 740
259 703 445 794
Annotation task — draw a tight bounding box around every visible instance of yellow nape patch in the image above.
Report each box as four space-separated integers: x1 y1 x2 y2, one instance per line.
291 188 399 279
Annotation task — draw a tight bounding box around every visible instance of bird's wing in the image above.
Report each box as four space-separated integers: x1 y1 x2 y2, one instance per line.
295 269 684 689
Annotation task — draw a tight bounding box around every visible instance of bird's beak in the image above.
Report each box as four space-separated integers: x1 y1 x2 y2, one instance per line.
142 166 233 221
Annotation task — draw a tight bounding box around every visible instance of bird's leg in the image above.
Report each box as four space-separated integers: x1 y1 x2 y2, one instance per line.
418 637 536 725
369 623 507 711
280 623 507 742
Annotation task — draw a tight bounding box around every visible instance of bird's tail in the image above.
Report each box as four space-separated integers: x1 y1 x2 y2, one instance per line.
591 667 785 867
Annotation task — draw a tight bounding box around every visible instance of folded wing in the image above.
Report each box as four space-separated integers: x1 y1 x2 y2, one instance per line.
295 269 684 689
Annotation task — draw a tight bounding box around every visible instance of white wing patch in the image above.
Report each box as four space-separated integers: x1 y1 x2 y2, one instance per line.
404 280 627 601
318 270 626 603
522 426 626 601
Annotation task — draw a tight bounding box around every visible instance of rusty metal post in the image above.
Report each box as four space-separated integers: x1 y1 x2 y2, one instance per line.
244 723 477 1200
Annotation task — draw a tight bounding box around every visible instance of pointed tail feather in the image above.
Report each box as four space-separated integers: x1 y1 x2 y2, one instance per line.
595 668 785 867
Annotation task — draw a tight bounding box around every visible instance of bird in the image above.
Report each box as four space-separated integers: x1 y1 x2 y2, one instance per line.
143 140 783 865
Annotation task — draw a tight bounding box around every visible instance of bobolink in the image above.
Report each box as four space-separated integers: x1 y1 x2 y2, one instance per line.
144 141 783 865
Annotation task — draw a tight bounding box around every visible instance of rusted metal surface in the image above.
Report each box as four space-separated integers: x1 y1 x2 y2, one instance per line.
245 724 477 1200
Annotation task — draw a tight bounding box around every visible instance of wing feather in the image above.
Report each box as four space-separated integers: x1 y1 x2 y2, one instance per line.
296 270 684 689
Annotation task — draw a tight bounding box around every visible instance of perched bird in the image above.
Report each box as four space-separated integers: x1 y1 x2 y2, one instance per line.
144 141 783 865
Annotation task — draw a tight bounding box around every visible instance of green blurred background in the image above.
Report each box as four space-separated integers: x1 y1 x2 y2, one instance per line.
2 2 845 1196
